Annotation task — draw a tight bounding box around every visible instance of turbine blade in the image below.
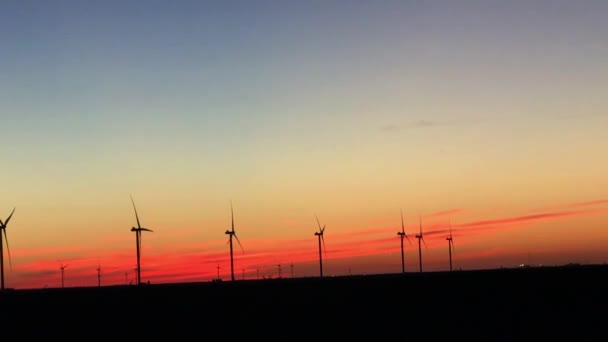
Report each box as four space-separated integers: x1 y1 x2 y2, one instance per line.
405 234 412 245
234 233 244 253
140 228 154 232
419 215 422 236
4 207 15 226
321 224 326 234
130 195 142 229
422 238 428 248
321 234 327 261
3 229 12 271
315 215 322 231
230 200 234 232
400 209 405 234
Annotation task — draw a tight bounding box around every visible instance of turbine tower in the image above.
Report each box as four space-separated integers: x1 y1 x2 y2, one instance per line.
60 263 68 288
415 216 427 273
225 201 244 281
129 195 154 286
314 215 327 278
96 264 101 287
446 221 455 272
397 209 412 273
0 207 15 291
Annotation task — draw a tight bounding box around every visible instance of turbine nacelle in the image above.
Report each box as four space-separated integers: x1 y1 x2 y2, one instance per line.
131 227 154 233
416 233 427 248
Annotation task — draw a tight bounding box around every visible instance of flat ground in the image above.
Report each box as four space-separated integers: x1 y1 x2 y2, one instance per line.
1 265 606 340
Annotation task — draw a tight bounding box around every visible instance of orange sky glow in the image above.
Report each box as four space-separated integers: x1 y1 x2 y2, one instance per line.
3 198 607 289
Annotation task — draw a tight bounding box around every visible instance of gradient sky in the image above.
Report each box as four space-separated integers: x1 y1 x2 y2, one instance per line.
1 1 607 289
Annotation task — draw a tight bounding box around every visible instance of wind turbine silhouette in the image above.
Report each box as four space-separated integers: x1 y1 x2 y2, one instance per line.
0 207 15 291
446 221 455 272
314 215 327 278
415 215 428 273
225 201 244 282
60 263 68 288
397 209 412 273
96 264 102 287
129 195 154 286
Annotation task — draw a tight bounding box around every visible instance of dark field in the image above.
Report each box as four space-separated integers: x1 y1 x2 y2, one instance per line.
1 265 607 340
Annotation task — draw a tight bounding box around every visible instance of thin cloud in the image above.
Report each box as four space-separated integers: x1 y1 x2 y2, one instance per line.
413 119 438 127
380 120 440 132
381 117 487 132
457 209 601 229
426 209 464 218
380 124 401 132
532 199 608 212
568 200 608 208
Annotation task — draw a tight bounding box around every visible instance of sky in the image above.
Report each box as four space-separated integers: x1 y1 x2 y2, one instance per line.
1 0 607 289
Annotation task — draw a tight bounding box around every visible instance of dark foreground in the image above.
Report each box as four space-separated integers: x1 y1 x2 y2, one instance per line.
1 265 607 340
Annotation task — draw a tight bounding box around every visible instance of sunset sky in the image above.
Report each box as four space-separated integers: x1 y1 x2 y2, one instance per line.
1 1 607 289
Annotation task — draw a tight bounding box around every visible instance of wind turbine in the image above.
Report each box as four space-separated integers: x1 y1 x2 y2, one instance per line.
225 201 244 282
314 215 327 278
0 207 15 291
129 195 154 286
397 209 412 273
96 264 101 288
415 215 427 273
446 221 455 272
60 263 68 288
